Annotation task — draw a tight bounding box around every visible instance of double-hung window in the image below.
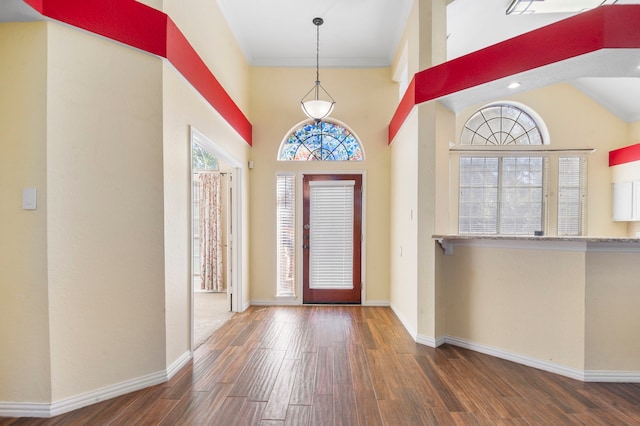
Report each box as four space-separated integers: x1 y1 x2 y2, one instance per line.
459 155 547 235
457 103 586 236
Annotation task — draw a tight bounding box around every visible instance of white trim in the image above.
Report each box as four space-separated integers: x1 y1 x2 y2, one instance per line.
416 334 442 348
362 300 390 307
0 402 50 419
50 370 168 417
390 303 417 340
0 352 192 418
390 316 640 383
443 336 585 381
584 370 640 383
251 298 302 306
167 350 193 380
190 126 245 347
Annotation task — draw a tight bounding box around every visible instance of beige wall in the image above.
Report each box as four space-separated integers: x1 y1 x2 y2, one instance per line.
585 250 640 371
46 23 167 401
388 0 449 341
2 0 254 406
0 22 51 403
248 67 394 304
442 242 587 370
628 120 640 142
163 0 250 115
389 111 419 333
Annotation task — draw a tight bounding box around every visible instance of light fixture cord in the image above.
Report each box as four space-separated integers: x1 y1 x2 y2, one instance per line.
315 21 320 98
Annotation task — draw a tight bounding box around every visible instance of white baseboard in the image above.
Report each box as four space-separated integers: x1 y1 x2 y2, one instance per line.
584 370 640 383
363 300 390 307
0 351 192 419
0 402 50 419
250 299 390 307
167 350 193 380
416 334 447 348
392 322 640 383
389 304 417 340
443 335 585 381
250 299 301 306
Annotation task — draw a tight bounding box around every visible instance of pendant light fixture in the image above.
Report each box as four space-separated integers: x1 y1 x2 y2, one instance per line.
301 17 335 121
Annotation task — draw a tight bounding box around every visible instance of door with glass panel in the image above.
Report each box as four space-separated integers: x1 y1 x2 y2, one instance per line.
302 174 362 304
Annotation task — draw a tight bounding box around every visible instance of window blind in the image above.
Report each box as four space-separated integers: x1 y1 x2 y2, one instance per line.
557 156 586 236
309 180 354 290
459 156 547 235
276 174 295 296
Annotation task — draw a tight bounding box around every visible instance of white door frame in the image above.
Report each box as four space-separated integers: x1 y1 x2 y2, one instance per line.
190 127 243 349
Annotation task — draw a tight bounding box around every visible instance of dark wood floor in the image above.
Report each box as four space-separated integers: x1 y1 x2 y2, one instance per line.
2 306 640 425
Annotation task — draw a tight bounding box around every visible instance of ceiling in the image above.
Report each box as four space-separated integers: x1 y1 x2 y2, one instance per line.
2 0 640 121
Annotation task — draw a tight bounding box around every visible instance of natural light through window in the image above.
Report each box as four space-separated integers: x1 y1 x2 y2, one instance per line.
276 174 295 297
457 102 585 236
278 120 363 161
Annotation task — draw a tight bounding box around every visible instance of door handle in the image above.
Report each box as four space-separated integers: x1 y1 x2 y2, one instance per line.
303 244 309 249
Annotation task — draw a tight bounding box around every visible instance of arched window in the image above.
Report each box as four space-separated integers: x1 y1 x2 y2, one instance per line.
278 120 364 161
457 102 585 236
460 102 547 146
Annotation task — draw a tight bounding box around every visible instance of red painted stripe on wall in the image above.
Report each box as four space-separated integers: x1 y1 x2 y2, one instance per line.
610 144 640 167
24 0 168 57
388 5 640 143
22 0 253 145
166 20 252 144
388 77 416 142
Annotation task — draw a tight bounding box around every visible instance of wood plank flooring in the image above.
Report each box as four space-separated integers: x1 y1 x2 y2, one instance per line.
2 305 640 425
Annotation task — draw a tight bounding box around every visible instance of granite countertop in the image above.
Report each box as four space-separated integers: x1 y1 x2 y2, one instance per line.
432 234 640 243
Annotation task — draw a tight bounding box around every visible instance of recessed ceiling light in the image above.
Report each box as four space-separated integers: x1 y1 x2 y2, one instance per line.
508 82 521 89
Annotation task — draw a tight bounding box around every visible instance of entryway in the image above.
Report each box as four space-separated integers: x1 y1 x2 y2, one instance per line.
190 127 243 348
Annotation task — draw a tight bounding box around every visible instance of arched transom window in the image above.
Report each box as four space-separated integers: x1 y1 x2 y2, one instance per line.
461 103 545 146
278 120 364 161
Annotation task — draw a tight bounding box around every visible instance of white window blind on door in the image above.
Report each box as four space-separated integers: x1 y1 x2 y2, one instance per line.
309 180 355 290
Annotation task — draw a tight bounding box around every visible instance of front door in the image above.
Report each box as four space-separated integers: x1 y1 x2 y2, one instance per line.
302 174 362 304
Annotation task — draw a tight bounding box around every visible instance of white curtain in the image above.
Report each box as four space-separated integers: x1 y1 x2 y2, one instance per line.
199 173 223 291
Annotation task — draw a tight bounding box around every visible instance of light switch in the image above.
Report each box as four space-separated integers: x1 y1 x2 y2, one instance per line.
22 188 37 210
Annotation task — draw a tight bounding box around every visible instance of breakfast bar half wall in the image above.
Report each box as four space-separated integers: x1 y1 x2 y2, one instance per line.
432 235 640 382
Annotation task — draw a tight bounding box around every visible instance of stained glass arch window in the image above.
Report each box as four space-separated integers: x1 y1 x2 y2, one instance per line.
278 120 364 161
460 102 549 146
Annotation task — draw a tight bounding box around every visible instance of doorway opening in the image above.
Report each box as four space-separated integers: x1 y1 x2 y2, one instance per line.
190 127 243 349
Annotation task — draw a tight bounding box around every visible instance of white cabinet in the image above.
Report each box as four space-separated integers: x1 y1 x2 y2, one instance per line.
612 181 640 221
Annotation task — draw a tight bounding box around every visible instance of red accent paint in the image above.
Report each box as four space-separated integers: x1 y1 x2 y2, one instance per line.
388 77 416 142
388 5 640 143
609 144 640 167
22 0 252 145
166 20 252 144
